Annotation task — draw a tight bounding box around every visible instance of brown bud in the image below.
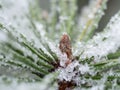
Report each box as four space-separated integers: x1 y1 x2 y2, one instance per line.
59 34 73 66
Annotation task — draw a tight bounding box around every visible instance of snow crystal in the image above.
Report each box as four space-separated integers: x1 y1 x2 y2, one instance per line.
35 22 46 37
0 31 7 42
90 85 104 90
0 73 57 90
0 0 53 66
58 60 92 84
78 0 107 33
78 63 90 74
0 0 46 50
79 11 120 61
59 53 68 67
58 60 79 81
78 0 97 28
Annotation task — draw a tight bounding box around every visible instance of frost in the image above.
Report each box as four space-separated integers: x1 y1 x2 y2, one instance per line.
35 22 46 37
0 73 57 90
78 63 90 75
0 0 120 90
79 1 95 27
78 0 107 41
79 0 107 31
58 60 92 85
59 53 68 67
0 0 46 49
79 11 120 61
58 60 79 81
90 85 104 90
0 0 52 69
0 31 7 42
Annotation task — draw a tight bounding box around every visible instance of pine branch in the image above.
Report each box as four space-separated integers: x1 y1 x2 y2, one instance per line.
78 0 108 41
0 0 120 90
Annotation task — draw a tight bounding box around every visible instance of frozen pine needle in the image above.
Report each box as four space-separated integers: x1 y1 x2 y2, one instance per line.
0 0 120 90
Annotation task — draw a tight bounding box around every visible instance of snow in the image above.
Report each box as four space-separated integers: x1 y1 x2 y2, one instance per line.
58 60 79 81
77 11 120 62
0 0 51 65
0 0 46 50
0 31 7 42
79 0 100 27
90 85 104 90
0 0 120 89
78 0 107 35
78 63 90 74
59 53 68 67
57 11 120 89
0 73 57 90
58 60 92 85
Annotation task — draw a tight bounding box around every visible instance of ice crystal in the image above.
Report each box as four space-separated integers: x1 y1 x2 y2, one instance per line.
0 0 120 90
58 60 79 81
79 11 120 61
58 60 93 86
0 73 57 90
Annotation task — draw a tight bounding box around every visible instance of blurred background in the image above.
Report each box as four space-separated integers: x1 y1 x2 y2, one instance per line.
39 0 120 32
